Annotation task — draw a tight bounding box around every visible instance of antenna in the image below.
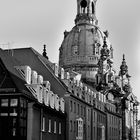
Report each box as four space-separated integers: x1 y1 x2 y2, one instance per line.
0 42 14 56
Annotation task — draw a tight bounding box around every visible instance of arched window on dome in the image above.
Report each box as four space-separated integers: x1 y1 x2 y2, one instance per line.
106 73 113 83
96 74 99 84
108 74 112 83
93 44 95 55
95 43 100 55
92 2 95 14
72 45 78 55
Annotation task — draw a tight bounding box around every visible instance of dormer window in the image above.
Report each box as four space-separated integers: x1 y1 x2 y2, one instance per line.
72 45 78 55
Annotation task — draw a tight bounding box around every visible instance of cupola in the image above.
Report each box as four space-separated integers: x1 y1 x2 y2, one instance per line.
59 0 112 85
75 0 98 25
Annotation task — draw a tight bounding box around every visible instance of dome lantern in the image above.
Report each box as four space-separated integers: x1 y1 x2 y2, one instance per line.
75 0 98 25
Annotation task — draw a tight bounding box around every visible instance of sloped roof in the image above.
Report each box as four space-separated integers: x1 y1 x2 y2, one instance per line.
5 48 67 97
0 48 35 99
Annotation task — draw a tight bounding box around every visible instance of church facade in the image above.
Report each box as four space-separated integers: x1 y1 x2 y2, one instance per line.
59 0 139 140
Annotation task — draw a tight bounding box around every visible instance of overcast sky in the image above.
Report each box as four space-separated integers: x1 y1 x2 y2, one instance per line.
0 0 140 115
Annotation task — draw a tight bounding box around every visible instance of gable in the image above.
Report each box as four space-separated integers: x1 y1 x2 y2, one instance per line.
0 59 17 89
0 49 35 99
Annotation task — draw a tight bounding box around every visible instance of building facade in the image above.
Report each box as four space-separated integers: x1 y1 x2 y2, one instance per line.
0 0 139 140
0 49 66 140
58 0 139 140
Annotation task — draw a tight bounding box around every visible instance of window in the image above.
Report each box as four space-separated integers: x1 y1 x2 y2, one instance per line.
0 98 28 138
48 120 51 133
70 120 72 132
59 122 61 134
88 109 90 121
76 118 83 140
80 0 88 13
19 98 27 137
78 104 79 115
108 74 112 83
10 108 17 116
93 45 95 55
81 106 83 116
92 2 95 14
54 121 56 133
72 45 78 55
12 128 16 136
74 102 76 113
74 121 76 133
93 126 95 138
95 43 100 54
42 117 45 132
12 118 18 136
1 99 8 107
10 99 18 107
70 100 73 112
83 107 85 116
94 112 95 122
0 112 8 116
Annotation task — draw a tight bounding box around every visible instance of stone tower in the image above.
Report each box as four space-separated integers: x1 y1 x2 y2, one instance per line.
59 0 111 85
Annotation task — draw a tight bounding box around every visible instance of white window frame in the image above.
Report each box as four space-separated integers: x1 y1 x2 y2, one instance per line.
48 119 51 133
42 116 45 132
54 121 56 133
59 122 62 134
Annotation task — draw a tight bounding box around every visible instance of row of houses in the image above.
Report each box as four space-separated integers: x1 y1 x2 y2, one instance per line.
0 46 139 140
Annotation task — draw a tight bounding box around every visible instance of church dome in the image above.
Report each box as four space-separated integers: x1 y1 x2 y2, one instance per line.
59 24 107 67
59 0 111 84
